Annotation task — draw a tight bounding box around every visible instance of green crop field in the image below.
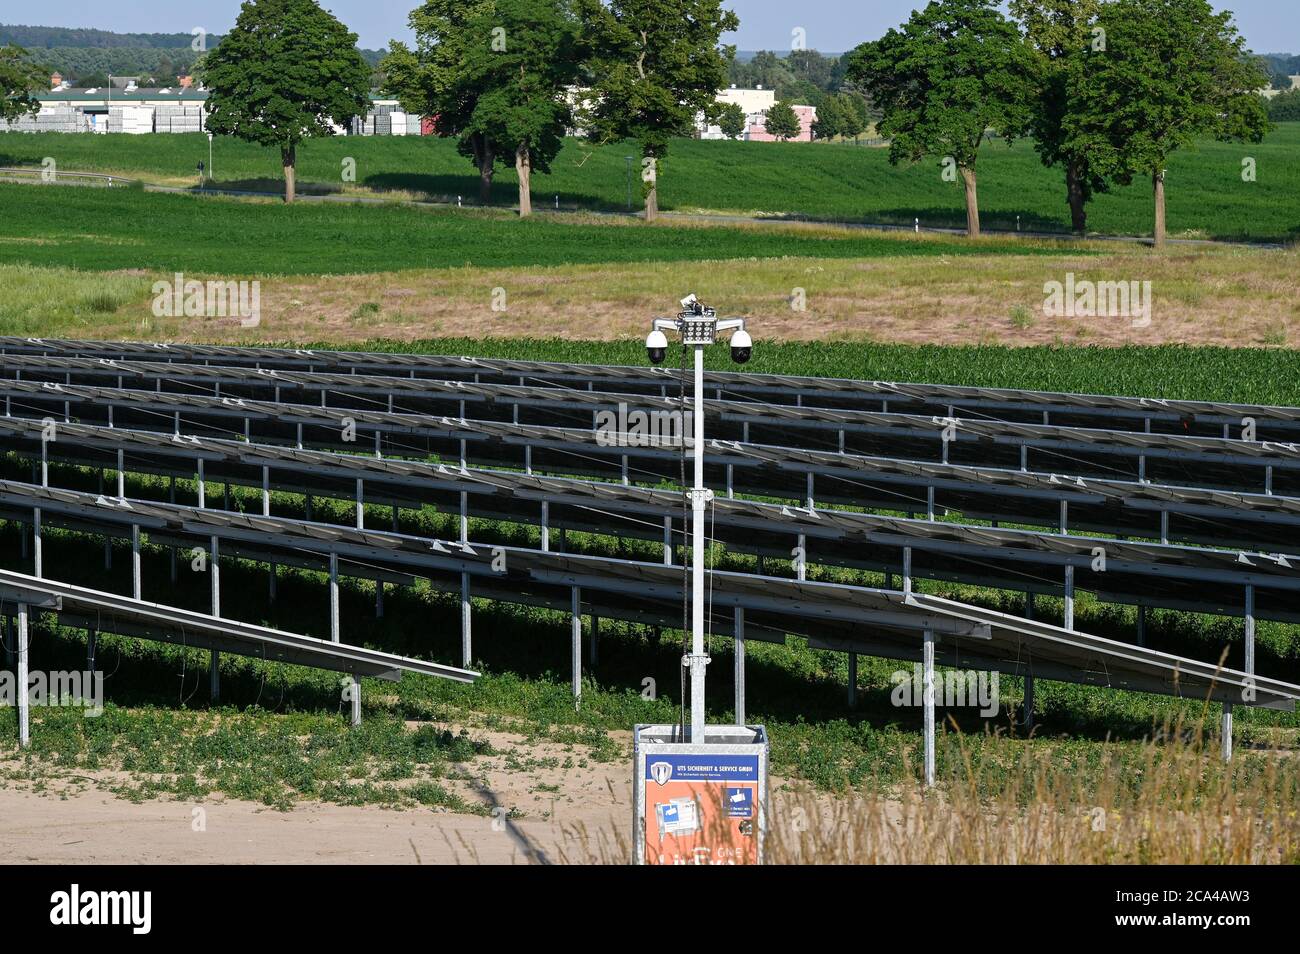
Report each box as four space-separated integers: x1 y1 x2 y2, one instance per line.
257 336 1300 407
3 124 1299 242
0 181 1062 275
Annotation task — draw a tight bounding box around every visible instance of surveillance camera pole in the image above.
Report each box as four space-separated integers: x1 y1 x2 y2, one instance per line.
648 297 750 744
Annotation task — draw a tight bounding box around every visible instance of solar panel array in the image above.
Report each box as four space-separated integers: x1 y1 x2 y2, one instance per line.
1 338 1296 746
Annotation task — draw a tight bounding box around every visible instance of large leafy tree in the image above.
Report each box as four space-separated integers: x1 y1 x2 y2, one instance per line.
811 94 844 140
586 0 739 221
846 0 1033 238
717 100 746 139
383 0 498 204
763 101 800 141
1068 0 1270 247
0 45 45 123
455 0 587 216
203 0 371 203
1010 0 1107 234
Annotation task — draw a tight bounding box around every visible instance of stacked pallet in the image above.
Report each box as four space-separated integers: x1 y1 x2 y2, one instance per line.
1 106 80 133
107 105 155 134
155 104 206 134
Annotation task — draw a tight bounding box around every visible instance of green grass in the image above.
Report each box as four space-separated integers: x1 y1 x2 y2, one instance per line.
269 336 1300 407
0 181 1061 275
4 124 1299 241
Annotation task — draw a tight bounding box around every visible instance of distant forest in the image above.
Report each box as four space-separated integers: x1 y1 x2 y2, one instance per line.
4 22 1293 98
0 23 385 85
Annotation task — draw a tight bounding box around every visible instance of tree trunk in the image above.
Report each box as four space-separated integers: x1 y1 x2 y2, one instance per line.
1066 161 1087 234
471 133 494 205
643 149 658 223
959 164 980 238
1152 170 1167 249
516 143 532 217
282 144 296 204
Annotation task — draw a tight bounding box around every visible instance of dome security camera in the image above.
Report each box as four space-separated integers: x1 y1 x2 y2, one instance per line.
730 328 752 365
646 328 669 365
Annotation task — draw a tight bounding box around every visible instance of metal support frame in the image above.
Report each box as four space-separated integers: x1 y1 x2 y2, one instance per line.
922 627 935 787
571 585 582 704
1064 564 1075 630
209 534 220 700
1225 584 1257 762
1023 592 1036 730
131 523 141 600
734 605 746 725
17 603 29 748
460 572 471 667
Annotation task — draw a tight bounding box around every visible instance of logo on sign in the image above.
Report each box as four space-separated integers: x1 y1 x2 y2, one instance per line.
726 787 754 817
650 761 673 786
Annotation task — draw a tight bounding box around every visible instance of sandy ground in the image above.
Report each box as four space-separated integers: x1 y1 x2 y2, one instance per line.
0 785 616 864
0 722 628 864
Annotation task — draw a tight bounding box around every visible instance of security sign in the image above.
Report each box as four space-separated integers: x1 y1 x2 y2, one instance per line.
634 725 768 865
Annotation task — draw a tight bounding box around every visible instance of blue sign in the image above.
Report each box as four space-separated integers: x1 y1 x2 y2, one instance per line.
725 786 754 818
644 754 759 786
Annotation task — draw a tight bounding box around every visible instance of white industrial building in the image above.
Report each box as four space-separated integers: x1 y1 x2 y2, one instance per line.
0 76 421 135
698 86 817 142
698 85 777 140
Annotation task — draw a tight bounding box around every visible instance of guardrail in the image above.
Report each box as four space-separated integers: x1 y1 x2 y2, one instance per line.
0 167 137 187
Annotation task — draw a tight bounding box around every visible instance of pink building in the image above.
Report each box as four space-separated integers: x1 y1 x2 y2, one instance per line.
746 104 817 143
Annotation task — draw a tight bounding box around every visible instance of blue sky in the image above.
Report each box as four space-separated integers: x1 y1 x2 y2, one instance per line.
8 0 1297 54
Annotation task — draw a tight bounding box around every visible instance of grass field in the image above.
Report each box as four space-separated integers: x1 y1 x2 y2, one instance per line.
0 181 1061 275
3 239 1297 363
3 124 1299 241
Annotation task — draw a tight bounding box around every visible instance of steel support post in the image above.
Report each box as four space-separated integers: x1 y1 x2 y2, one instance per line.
686 344 710 743
460 572 471 667
571 586 582 703
17 603 29 748
922 628 935 787
734 606 746 725
209 535 220 701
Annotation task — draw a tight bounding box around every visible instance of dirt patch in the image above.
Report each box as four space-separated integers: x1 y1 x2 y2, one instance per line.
113 245 1299 349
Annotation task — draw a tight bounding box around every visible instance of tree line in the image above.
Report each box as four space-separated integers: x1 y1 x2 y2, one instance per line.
847 0 1271 246
1 0 1284 242
381 0 736 220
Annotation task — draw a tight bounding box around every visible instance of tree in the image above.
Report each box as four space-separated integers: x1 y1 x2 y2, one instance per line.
1011 0 1108 234
0 45 44 123
838 92 869 140
1069 0 1271 247
586 0 739 221
453 0 587 216
811 94 843 140
763 100 800 141
383 1 498 205
203 0 370 203
846 0 1033 237
717 100 746 139
1269 89 1300 123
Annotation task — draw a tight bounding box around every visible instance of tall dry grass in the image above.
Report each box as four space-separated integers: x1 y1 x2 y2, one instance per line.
554 713 1300 865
